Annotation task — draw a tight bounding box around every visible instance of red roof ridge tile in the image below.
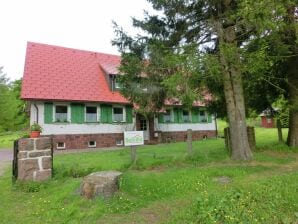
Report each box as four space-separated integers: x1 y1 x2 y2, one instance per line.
27 41 121 58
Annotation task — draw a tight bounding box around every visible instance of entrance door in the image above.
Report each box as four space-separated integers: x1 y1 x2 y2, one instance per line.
139 117 150 141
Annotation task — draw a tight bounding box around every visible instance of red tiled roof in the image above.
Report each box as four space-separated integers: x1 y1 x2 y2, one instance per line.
21 42 128 103
164 94 212 107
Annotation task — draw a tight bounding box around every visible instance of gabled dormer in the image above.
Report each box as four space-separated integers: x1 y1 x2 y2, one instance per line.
109 74 122 92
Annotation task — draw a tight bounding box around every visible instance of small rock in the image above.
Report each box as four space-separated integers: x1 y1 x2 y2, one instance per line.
80 171 122 199
213 176 232 184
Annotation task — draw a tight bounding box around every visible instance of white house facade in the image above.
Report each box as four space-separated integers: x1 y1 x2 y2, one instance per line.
22 42 216 150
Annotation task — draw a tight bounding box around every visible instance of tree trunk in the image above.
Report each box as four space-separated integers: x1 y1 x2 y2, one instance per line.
276 118 283 143
287 72 298 146
215 8 252 160
187 129 193 156
222 66 252 160
284 5 298 147
131 146 137 163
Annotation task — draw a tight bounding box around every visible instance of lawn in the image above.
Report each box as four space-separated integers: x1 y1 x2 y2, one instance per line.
0 131 27 149
0 128 297 223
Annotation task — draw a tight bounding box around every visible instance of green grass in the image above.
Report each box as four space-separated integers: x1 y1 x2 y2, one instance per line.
0 131 27 149
0 128 297 223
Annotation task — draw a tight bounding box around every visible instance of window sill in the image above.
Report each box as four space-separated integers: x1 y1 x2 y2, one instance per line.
53 122 70 124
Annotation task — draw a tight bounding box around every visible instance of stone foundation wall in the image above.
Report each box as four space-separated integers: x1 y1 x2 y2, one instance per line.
17 137 52 181
50 133 124 150
46 131 216 150
161 130 216 143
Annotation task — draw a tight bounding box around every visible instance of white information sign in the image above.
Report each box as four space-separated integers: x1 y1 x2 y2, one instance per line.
124 131 144 146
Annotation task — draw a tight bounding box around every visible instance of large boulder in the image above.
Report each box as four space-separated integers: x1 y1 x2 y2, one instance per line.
80 171 122 199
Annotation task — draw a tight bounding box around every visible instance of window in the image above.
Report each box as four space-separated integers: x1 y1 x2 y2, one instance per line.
55 105 68 122
113 107 124 122
164 109 172 123
199 110 207 123
88 141 96 148
115 79 122 89
57 142 65 149
140 119 147 131
86 106 97 122
116 139 123 146
182 110 190 122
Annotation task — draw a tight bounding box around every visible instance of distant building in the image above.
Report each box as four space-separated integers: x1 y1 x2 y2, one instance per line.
260 108 278 128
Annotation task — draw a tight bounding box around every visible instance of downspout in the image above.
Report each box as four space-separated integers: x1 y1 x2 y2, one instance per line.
34 103 39 124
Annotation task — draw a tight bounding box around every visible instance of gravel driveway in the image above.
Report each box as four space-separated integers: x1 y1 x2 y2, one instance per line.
0 149 13 176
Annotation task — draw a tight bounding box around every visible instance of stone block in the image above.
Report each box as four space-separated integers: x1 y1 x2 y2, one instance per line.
80 171 122 199
35 170 52 181
28 150 51 158
42 157 52 170
18 151 28 159
36 138 51 150
18 138 34 151
18 159 39 181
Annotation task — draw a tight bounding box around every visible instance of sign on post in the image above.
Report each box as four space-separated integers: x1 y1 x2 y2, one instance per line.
124 131 144 146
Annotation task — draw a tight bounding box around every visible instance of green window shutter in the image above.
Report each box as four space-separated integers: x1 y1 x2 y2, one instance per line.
178 109 183 123
100 105 112 123
126 105 133 123
208 113 212 123
173 108 180 123
71 103 84 123
44 102 53 124
158 113 164 123
192 108 199 123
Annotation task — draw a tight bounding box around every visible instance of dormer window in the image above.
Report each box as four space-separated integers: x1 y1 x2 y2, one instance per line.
111 75 122 91
114 79 122 89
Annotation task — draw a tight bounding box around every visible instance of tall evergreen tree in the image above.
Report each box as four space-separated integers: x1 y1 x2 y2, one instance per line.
113 0 290 160
282 2 298 147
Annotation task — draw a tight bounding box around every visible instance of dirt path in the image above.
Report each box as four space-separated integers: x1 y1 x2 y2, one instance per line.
0 149 13 176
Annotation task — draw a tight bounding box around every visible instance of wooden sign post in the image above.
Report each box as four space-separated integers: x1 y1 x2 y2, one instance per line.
124 131 144 163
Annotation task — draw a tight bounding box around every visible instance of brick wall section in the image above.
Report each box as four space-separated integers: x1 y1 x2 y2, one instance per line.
49 131 216 150
51 133 124 150
161 130 216 142
17 137 52 181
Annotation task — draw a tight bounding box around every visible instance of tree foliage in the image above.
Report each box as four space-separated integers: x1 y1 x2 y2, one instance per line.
0 67 28 132
113 0 298 158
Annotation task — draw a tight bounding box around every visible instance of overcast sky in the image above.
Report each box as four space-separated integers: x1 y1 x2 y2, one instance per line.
0 0 153 80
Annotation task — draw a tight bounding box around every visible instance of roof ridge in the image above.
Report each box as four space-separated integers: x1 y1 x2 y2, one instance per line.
27 41 121 58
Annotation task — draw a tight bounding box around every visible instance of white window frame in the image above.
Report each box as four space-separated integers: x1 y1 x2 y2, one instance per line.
164 109 173 123
114 79 121 89
199 110 208 123
88 140 97 148
182 109 191 123
56 142 66 149
116 139 123 146
85 105 99 122
112 105 126 122
53 103 70 123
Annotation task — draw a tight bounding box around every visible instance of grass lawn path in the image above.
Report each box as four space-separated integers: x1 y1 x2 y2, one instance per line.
95 151 298 223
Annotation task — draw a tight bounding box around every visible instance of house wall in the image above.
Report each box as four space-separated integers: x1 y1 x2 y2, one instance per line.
261 116 275 128
161 130 216 142
154 117 216 142
30 102 135 135
155 119 215 132
30 102 217 149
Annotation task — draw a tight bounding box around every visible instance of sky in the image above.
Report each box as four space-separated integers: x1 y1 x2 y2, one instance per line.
0 0 154 80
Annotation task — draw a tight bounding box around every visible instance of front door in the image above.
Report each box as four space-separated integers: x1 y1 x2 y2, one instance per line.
138 116 150 141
